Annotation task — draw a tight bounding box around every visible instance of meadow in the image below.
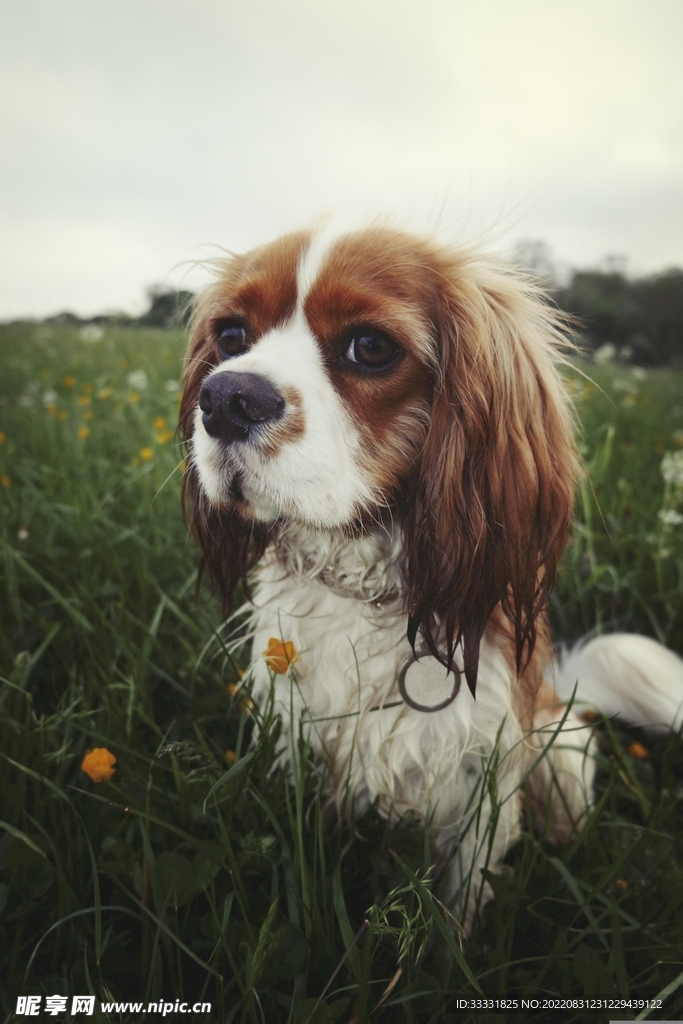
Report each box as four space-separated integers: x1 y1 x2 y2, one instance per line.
1 321 683 1024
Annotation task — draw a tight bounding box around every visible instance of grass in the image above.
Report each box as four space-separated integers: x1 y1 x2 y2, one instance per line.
0 322 683 1023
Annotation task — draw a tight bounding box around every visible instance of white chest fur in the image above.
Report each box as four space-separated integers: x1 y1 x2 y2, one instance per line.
247 532 527 838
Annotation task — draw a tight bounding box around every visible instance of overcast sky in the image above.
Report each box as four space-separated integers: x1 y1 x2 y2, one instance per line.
2 0 682 318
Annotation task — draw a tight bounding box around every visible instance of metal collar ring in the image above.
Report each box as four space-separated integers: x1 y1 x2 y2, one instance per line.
397 647 462 713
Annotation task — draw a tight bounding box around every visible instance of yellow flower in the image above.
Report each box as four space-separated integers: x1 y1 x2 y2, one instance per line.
98 387 113 400
153 416 167 430
0 431 5 444
263 637 298 674
155 429 173 444
78 425 90 439
45 404 57 416
63 375 76 388
1 474 11 488
225 750 237 765
77 395 90 407
81 747 116 782
82 383 93 394
140 446 154 461
128 391 140 403
57 410 68 421
628 742 649 759
616 879 629 892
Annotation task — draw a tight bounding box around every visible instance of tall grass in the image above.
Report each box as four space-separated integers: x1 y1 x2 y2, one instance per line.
1 323 682 1022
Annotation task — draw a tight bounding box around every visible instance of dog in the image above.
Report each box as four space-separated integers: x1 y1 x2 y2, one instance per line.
179 219 683 928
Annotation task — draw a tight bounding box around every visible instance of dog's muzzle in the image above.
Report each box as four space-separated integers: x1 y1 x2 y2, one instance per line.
199 371 285 443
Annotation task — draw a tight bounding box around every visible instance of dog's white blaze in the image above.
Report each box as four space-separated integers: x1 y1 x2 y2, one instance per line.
192 308 373 527
295 214 359 299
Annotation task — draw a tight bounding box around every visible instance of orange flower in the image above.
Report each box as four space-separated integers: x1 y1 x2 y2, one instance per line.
155 429 173 444
616 879 629 892
128 391 140 403
140 446 154 461
77 425 90 439
225 750 237 765
0 431 5 444
628 742 649 759
153 416 167 430
63 375 76 388
45 404 57 416
263 637 298 674
1 474 11 488
77 395 90 407
81 747 116 782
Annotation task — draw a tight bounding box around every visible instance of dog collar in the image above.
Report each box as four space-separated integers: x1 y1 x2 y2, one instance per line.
396 646 462 713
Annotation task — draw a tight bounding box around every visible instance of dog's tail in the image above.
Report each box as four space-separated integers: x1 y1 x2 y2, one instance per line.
553 633 683 734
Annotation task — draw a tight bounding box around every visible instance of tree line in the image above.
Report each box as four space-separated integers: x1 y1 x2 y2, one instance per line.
39 259 683 367
555 267 683 366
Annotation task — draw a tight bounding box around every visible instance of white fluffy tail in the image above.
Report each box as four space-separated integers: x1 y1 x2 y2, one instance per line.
553 634 683 734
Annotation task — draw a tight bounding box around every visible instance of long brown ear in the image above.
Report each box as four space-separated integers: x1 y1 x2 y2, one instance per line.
179 463 270 611
178 280 270 611
403 251 579 696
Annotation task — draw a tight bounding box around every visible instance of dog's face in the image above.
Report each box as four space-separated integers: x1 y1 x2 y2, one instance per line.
180 223 579 690
184 225 437 529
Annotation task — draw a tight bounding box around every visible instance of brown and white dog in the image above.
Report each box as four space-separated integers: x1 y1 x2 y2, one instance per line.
179 219 683 927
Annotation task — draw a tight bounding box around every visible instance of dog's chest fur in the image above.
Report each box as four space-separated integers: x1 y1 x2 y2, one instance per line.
248 526 527 836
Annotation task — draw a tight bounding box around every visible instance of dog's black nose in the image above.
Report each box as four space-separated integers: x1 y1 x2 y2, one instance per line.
199 371 285 442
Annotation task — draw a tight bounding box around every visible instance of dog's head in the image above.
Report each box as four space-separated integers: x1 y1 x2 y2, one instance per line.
180 222 579 692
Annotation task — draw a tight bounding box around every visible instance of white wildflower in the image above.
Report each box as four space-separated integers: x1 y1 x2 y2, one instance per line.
631 367 647 381
164 379 180 393
613 378 637 394
42 390 58 405
594 343 617 364
79 324 104 342
658 509 683 527
127 370 148 390
661 450 683 487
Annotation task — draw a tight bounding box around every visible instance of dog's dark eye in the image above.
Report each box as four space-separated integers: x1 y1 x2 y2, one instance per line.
345 329 400 370
217 321 247 359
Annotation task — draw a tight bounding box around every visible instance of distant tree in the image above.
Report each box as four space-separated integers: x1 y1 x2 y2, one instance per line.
47 311 82 325
555 267 683 366
140 287 195 328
